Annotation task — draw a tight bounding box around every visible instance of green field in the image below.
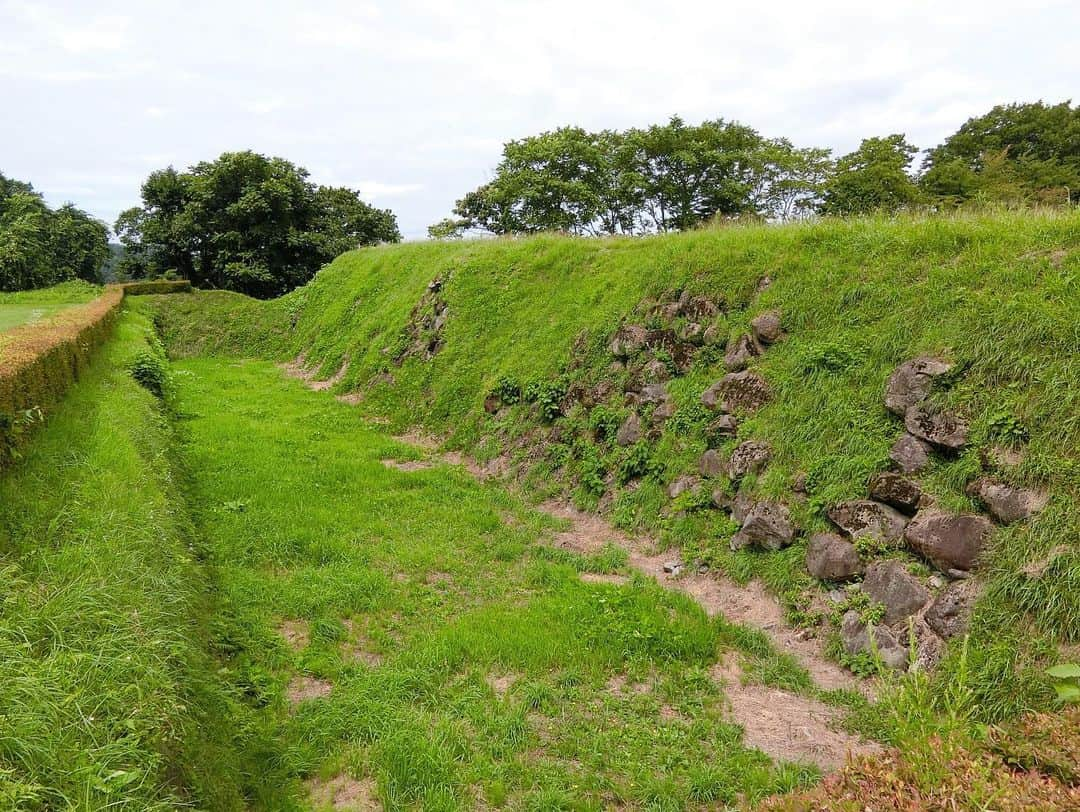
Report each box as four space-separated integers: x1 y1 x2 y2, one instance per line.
0 280 101 331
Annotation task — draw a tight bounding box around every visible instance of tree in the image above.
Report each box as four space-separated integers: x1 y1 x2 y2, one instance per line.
921 100 1080 205
118 151 401 297
819 135 923 216
441 117 778 236
751 139 833 221
0 171 108 291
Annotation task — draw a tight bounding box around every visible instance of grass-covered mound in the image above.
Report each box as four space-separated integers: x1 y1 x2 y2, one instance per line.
0 307 262 810
152 211 1079 789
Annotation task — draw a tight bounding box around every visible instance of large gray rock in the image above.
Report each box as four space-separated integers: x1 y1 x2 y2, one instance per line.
868 472 923 515
639 383 670 405
862 560 930 625
699 449 725 477
805 533 864 581
707 414 738 441
840 611 908 671
667 475 699 500
924 580 979 639
904 508 994 573
731 501 795 552
827 500 909 543
651 401 676 425
884 357 953 416
750 310 783 345
714 490 755 523
724 333 761 372
727 441 771 478
890 433 934 474
609 325 648 358
905 405 968 450
905 617 946 672
615 412 642 447
679 322 705 345
642 358 671 383
701 371 771 413
966 478 1049 524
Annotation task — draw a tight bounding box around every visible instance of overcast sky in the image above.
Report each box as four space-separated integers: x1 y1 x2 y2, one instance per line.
2 0 1076 239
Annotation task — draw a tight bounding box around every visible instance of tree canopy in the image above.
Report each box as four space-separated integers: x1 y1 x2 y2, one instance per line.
440 118 831 237
433 101 1080 237
0 172 109 292
117 151 401 298
920 101 1080 206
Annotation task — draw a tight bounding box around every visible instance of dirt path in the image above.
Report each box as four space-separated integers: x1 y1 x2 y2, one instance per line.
536 500 879 769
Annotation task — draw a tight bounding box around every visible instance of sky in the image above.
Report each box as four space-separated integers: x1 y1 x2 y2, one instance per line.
2 0 1077 240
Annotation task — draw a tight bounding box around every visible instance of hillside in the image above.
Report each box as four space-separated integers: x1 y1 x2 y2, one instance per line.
2 210 1077 809
150 210 1080 804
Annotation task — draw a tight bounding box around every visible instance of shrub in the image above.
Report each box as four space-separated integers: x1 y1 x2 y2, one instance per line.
130 350 169 397
122 280 193 296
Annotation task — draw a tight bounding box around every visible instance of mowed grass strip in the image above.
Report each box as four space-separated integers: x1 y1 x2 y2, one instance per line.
174 357 820 810
0 280 101 332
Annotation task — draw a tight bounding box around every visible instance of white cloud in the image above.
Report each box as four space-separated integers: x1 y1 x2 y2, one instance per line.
245 98 287 115
354 182 424 203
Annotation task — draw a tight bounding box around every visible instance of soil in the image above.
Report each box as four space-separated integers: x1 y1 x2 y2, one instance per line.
307 773 381 810
278 618 310 651
287 675 333 707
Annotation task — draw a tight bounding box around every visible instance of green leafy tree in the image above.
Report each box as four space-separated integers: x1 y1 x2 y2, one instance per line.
0 171 108 291
819 135 923 216
921 101 1080 205
443 117 776 236
752 139 833 220
118 151 401 297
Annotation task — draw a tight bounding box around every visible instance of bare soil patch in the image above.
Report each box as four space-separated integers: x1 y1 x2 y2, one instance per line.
307 773 381 810
279 618 310 651
486 672 519 697
579 572 629 586
287 675 333 707
712 659 878 770
342 620 384 667
281 354 348 391
606 674 650 695
380 458 434 472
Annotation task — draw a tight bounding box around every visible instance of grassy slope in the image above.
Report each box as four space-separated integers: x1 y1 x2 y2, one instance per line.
0 280 101 331
171 356 817 810
0 305 254 810
154 211 1079 718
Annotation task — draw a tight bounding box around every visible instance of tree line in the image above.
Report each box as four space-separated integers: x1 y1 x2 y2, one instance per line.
0 173 109 292
116 151 401 298
429 101 1080 238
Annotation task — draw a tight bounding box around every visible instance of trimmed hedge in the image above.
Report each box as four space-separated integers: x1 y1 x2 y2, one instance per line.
0 285 125 463
122 280 193 296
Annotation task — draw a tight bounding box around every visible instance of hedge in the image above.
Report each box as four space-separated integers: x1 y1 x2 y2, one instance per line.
0 285 125 463
122 280 193 296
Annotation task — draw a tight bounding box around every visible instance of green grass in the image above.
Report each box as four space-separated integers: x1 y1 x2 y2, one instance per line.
168 355 818 809
152 210 1080 727
0 280 101 331
0 305 254 810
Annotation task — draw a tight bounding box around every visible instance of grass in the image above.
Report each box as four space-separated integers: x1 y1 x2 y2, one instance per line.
168 355 818 809
152 209 1080 728
0 305 254 810
0 280 101 331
